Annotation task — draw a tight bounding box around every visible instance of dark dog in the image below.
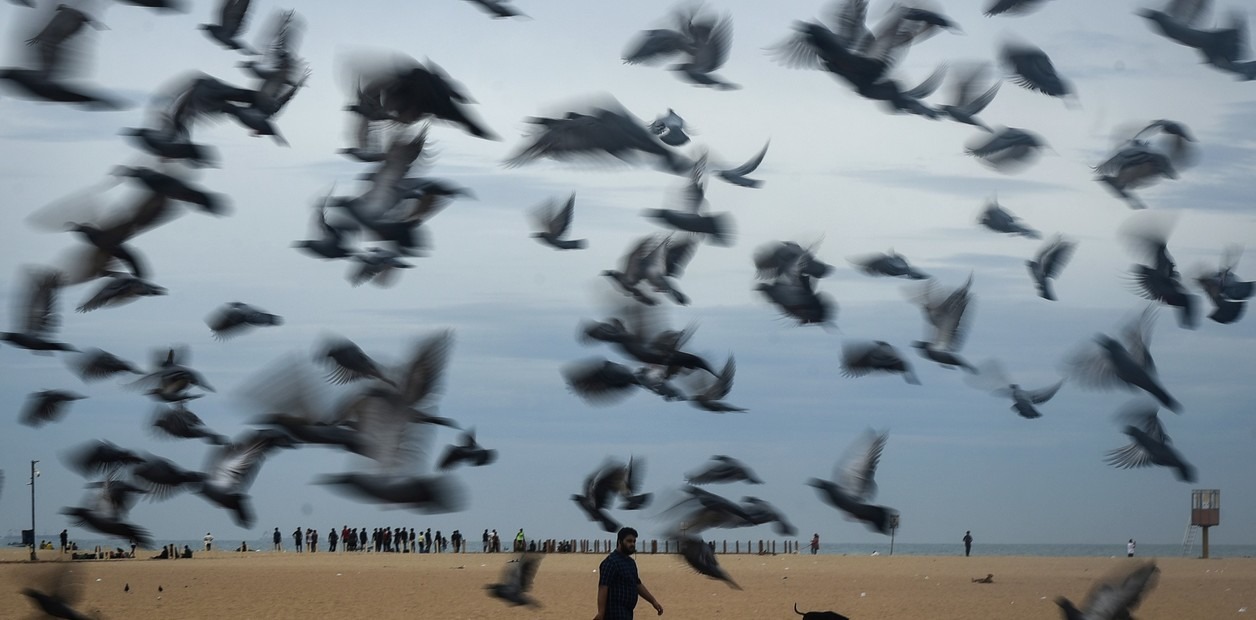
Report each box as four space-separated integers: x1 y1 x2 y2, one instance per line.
794 602 850 620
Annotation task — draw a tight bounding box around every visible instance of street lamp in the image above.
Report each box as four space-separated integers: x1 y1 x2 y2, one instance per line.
29 460 39 561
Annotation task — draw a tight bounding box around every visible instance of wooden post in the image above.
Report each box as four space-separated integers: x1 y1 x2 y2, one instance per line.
1201 526 1210 559
734 540 739 554
650 540 657 554
721 540 726 554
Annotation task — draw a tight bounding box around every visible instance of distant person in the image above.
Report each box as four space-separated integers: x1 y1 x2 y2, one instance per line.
329 528 338 553
204 532 214 552
182 545 193 559
310 528 319 553
1127 539 1136 557
293 527 303 553
810 533 819 555
451 530 462 553
60 529 68 554
515 528 525 552
963 531 973 557
483 529 490 553
491 529 500 553
595 526 664 620
359 527 367 552
273 528 282 551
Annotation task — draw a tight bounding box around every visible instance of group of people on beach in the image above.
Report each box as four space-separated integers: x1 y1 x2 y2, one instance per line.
271 526 471 554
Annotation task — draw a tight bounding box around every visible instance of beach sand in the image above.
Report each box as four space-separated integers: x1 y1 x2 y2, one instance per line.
1 548 1253 619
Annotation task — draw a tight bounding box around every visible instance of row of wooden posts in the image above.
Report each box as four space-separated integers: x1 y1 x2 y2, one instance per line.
526 539 801 555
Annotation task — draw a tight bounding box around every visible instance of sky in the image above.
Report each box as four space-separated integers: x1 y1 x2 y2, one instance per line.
0 0 1254 551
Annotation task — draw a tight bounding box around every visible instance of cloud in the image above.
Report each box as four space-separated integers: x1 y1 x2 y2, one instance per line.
836 166 1076 197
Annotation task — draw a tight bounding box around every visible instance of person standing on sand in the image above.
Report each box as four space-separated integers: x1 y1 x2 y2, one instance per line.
1127 539 1136 557
483 529 490 552
273 527 282 551
963 531 973 557
810 533 819 555
595 527 663 620
204 532 214 552
293 527 303 553
60 529 68 554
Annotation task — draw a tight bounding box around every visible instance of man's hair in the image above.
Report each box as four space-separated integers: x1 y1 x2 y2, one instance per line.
617 527 638 543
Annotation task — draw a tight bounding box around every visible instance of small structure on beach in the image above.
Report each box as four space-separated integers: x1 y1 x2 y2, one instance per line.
1187 489 1220 558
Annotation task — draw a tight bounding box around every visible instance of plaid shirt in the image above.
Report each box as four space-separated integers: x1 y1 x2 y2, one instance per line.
599 550 641 618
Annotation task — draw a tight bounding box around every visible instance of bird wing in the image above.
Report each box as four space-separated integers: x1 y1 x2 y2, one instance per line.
398 330 454 407
720 140 769 177
1027 379 1065 404
23 268 63 337
835 429 887 502
1166 0 1210 27
664 235 698 278
622 29 690 65
965 359 1013 393
831 0 871 50
549 193 576 237
1038 236 1077 279
1121 307 1158 374
1083 562 1160 619
1063 343 1123 389
689 11 733 73
625 455 646 494
219 0 252 36
903 64 947 99
1105 403 1166 469
697 355 736 401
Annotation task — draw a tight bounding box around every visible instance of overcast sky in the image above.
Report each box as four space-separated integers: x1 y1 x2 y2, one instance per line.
1 0 1254 550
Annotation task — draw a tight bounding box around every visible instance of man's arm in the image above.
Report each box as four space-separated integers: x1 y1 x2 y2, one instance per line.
638 583 664 616
594 584 609 620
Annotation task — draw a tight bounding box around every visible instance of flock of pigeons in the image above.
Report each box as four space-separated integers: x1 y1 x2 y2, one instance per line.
1 0 1252 617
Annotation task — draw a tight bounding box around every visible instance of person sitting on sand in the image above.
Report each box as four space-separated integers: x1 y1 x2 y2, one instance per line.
182 545 193 559
972 574 994 584
152 547 170 560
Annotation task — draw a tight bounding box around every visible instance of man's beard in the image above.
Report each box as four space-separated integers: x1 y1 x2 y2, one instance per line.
619 545 635 556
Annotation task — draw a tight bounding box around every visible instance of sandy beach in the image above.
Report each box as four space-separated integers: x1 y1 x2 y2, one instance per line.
1 548 1253 619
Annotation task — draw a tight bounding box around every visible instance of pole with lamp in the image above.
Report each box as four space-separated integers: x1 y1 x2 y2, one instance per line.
888 513 899 556
29 460 40 561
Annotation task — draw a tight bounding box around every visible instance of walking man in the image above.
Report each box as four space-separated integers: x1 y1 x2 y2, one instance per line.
595 526 664 619
963 531 973 557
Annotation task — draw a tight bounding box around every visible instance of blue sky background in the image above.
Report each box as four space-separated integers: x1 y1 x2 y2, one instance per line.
1 0 1253 549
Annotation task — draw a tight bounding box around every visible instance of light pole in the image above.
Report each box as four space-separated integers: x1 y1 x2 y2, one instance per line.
29 460 39 561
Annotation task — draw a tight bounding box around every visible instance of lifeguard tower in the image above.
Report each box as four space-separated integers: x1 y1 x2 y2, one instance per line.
1183 489 1219 558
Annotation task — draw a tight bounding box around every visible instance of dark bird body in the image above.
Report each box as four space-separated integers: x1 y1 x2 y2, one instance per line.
1065 308 1181 412
1105 403 1195 482
485 554 542 606
809 429 898 535
841 340 919 384
677 535 740 589
686 455 762 485
1028 235 1076 300
21 390 85 426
